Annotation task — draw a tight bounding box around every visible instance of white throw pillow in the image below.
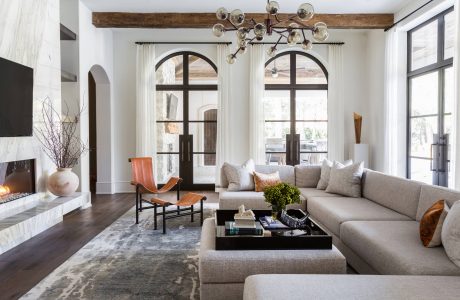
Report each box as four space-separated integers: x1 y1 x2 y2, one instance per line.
441 201 460 268
326 161 364 198
223 159 255 191
317 159 352 190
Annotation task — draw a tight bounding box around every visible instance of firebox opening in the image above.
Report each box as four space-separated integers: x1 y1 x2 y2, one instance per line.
0 159 36 205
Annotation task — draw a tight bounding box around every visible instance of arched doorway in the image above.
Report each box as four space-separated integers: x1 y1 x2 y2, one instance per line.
155 51 218 190
88 65 112 194
264 51 328 166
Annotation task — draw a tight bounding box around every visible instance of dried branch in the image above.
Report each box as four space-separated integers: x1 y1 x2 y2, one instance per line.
34 97 89 169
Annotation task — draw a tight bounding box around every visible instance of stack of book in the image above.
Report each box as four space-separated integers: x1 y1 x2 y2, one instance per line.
225 221 264 236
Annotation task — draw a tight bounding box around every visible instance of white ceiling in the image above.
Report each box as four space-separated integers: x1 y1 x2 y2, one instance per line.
81 0 412 14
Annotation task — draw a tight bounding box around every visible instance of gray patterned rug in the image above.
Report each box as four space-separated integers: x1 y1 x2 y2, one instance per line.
22 205 215 300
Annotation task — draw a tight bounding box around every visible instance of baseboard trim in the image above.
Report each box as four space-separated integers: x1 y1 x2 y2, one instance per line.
114 181 135 193
96 181 116 194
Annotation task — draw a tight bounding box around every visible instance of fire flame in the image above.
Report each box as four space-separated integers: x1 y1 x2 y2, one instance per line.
0 185 10 196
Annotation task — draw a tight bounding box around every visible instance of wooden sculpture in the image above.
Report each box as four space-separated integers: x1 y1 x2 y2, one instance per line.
354 113 362 144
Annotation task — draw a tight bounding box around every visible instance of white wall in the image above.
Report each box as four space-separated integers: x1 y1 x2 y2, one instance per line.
365 30 386 172
0 0 61 194
77 2 115 194
111 28 385 192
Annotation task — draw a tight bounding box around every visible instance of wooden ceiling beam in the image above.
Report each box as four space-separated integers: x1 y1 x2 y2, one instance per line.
92 13 394 29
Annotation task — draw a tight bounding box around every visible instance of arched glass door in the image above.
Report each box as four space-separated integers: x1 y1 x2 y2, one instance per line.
155 52 218 190
264 51 328 166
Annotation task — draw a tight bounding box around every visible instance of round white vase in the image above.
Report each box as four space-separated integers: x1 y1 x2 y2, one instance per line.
47 168 79 197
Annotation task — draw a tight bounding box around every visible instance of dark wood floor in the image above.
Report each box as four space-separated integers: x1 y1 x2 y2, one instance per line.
0 193 135 300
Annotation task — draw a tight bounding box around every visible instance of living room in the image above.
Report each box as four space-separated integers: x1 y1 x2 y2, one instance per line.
0 0 459 299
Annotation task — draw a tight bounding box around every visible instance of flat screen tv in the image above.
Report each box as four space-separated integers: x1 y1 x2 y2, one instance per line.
0 57 33 137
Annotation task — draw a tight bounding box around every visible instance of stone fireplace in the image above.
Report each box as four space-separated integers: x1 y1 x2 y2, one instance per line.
0 159 35 205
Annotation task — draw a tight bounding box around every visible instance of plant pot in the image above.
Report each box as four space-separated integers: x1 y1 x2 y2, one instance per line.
47 168 79 197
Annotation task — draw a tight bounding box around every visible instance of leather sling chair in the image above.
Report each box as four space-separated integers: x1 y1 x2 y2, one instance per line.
129 157 206 233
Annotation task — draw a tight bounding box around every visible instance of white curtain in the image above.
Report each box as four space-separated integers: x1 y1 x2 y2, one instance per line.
216 44 231 187
249 44 266 164
327 45 345 162
135 44 156 158
453 0 460 189
383 28 407 177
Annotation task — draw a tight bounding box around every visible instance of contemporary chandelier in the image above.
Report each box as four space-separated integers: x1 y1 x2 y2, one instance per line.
212 1 329 64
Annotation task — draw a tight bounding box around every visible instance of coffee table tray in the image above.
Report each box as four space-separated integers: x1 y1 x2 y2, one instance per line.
214 209 332 250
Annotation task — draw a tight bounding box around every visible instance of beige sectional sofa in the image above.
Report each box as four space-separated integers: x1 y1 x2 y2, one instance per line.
218 164 460 276
243 274 460 300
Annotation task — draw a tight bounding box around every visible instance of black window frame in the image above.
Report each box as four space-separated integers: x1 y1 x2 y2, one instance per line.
155 51 218 189
264 51 329 164
406 7 454 182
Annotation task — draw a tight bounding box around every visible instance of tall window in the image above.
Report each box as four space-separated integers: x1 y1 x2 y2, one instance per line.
264 51 328 166
155 52 218 189
407 7 454 187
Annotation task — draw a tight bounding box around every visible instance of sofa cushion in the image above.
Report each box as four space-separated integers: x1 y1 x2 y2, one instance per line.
219 191 306 210
219 191 267 210
253 171 281 192
362 170 423 219
223 160 255 191
442 201 460 268
317 159 352 190
254 165 295 185
298 188 339 200
308 196 411 236
295 165 321 188
243 274 460 300
420 200 449 247
341 221 460 275
416 184 460 221
326 161 364 198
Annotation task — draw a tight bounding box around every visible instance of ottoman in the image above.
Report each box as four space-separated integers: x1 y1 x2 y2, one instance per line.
199 218 346 300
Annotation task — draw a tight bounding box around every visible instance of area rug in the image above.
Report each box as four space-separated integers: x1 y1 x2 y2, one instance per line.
22 205 216 300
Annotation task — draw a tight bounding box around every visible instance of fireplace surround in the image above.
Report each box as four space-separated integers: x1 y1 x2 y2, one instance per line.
0 159 35 205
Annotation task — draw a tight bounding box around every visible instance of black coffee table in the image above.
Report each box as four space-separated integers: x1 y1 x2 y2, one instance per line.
214 209 332 250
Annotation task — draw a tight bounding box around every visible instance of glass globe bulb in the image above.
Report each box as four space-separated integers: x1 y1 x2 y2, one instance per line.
229 9 245 26
297 3 314 21
254 23 267 38
266 46 277 58
236 27 247 40
313 22 329 42
212 23 225 37
216 7 228 20
287 30 301 46
237 38 248 48
226 54 236 64
266 1 280 15
302 39 313 51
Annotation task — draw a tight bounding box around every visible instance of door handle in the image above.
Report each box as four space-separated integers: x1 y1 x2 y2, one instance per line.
187 140 191 162
430 143 438 172
294 139 299 163
181 140 185 162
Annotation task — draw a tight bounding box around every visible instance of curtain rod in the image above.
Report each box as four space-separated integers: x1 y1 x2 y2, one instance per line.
384 0 434 32
249 42 344 45
135 42 232 45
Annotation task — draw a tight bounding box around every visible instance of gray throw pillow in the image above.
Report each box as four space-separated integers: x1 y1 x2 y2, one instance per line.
223 159 255 191
326 161 364 197
317 159 352 190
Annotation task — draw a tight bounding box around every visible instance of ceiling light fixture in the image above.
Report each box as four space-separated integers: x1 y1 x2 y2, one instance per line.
212 1 329 64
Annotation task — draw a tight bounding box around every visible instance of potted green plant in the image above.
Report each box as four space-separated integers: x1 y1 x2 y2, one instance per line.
263 183 301 219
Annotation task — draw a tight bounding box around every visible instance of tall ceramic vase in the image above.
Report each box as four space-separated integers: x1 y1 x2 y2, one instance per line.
47 168 79 197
